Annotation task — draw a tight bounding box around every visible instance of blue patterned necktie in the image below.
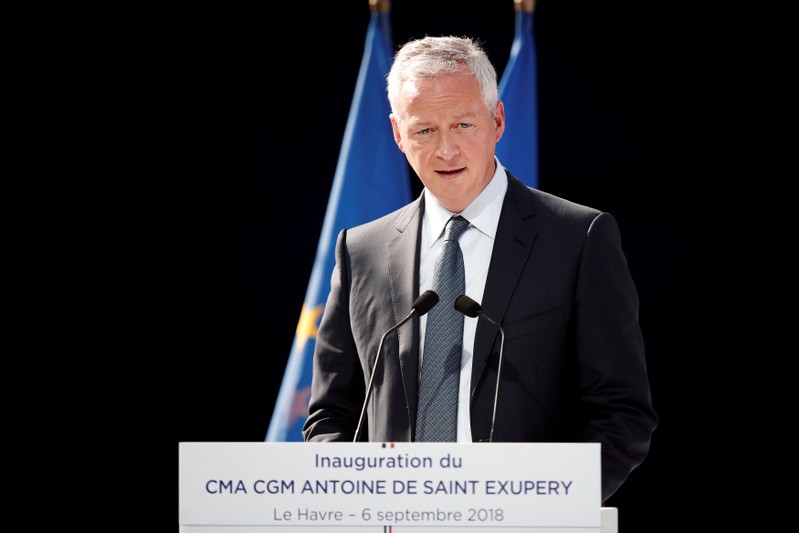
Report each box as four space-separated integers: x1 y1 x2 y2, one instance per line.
416 215 470 442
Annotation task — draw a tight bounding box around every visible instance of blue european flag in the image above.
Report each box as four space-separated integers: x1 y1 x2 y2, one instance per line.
266 8 411 441
497 6 539 189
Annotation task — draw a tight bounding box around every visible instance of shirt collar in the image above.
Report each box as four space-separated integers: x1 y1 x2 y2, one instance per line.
423 157 508 246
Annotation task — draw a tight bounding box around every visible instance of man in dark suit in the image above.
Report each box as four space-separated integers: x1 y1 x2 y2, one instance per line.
303 35 657 503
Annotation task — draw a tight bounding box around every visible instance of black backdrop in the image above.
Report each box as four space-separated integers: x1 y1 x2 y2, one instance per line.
150 1 787 530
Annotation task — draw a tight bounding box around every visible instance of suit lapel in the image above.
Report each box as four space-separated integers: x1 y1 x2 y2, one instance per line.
386 194 424 433
471 175 538 393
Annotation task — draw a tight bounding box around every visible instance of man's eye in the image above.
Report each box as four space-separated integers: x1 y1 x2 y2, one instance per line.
418 128 430 135
458 123 471 129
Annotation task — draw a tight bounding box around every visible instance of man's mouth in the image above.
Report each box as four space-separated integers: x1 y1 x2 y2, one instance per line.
436 167 465 176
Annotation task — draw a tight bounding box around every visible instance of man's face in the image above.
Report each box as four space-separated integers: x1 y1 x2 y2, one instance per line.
390 69 505 213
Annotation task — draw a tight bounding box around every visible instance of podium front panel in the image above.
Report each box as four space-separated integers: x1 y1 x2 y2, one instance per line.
180 442 603 530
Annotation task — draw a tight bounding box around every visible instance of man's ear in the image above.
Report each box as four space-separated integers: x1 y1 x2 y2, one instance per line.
389 114 404 152
494 100 506 142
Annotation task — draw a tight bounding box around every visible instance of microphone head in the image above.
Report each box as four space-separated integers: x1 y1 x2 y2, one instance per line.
454 294 481 318
413 290 439 316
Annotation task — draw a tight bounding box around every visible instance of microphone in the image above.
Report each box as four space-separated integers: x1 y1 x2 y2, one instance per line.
454 294 506 443
353 290 439 442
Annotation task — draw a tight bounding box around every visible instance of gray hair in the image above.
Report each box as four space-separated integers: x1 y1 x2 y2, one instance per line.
386 36 499 122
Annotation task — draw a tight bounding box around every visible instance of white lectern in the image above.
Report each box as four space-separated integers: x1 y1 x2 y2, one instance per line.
179 442 618 532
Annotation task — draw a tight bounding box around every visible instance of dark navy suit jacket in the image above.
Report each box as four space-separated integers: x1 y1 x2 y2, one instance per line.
303 172 658 502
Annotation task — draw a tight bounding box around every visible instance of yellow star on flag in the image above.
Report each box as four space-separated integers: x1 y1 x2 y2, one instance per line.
295 303 323 351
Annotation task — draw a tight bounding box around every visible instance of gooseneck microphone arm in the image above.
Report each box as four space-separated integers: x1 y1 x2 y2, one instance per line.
353 290 439 443
454 294 506 443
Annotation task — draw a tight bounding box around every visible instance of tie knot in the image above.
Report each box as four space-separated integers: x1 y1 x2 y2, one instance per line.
444 216 469 242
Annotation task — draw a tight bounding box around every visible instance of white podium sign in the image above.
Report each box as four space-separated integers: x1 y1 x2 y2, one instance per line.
179 442 601 530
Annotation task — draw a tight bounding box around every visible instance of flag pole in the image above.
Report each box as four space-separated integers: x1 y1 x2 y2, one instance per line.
369 0 391 13
515 0 536 12
369 0 391 12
